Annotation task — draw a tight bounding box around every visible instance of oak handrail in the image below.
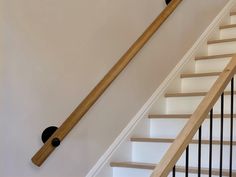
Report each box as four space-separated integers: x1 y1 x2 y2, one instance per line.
150 57 236 177
31 0 183 167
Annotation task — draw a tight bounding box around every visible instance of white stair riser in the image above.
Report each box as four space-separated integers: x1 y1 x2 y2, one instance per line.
132 143 170 163
177 144 236 169
132 142 236 169
181 76 236 92
166 95 236 114
150 119 186 138
150 119 236 139
195 58 230 73
208 42 236 55
181 77 216 92
231 15 236 24
166 97 203 114
220 27 236 39
199 118 236 140
113 168 152 177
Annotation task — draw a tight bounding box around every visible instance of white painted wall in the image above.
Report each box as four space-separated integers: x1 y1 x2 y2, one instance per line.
0 0 228 177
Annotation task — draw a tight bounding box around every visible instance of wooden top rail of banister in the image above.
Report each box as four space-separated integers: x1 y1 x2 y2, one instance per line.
31 0 183 167
150 57 236 177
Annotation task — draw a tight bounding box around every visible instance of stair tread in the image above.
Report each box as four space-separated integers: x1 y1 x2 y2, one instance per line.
181 72 221 78
220 23 236 29
111 161 156 170
131 137 236 145
195 53 235 60
230 11 236 16
208 37 236 44
165 91 236 97
148 113 236 119
110 161 236 175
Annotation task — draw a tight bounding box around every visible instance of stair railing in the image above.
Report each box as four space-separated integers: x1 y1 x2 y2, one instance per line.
31 0 183 167
151 57 236 177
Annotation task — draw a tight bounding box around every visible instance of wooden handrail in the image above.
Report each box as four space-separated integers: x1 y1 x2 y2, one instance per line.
31 0 183 167
151 57 236 177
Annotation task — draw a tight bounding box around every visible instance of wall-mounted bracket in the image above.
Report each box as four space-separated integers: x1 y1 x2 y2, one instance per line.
41 126 60 147
165 0 172 5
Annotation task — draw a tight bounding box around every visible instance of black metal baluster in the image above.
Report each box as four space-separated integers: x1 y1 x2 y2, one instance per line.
186 146 189 177
198 126 202 177
173 165 176 177
219 93 224 177
209 109 213 177
229 77 234 177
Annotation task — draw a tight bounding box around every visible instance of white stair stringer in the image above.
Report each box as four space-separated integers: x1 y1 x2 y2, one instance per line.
86 1 236 177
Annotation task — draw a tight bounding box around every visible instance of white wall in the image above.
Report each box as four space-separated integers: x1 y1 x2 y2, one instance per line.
0 0 228 177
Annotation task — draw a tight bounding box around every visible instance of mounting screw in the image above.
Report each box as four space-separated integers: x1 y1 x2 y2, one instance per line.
51 138 61 147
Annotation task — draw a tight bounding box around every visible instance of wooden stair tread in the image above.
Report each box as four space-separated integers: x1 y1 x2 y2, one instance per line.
148 113 236 119
110 161 156 170
195 53 235 60
131 137 236 145
208 38 236 44
165 91 236 97
181 72 221 78
220 24 236 29
230 11 236 16
110 162 236 175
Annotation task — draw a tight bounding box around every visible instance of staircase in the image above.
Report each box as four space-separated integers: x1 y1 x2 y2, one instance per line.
92 5 236 177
